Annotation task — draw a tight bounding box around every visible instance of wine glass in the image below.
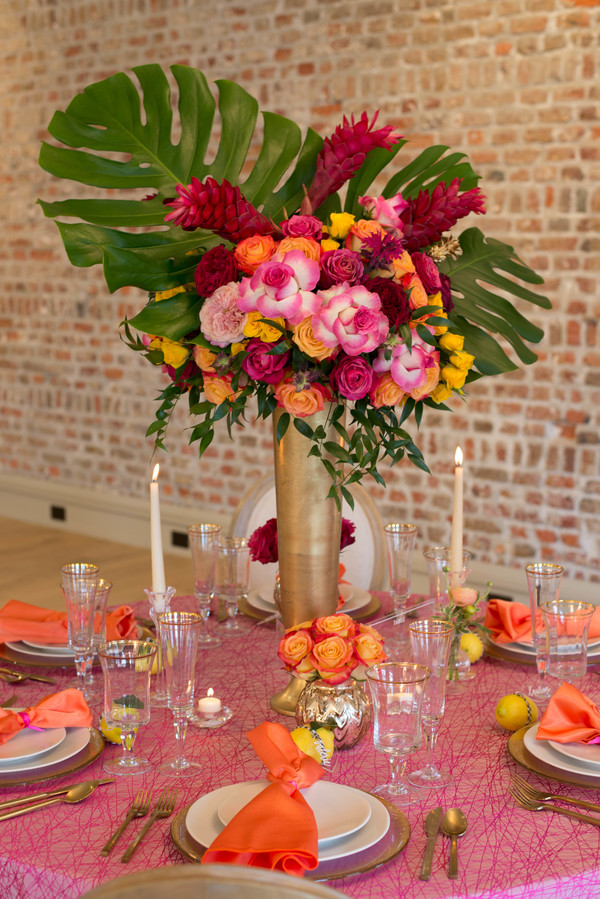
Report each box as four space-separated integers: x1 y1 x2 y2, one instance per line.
525 562 564 706
384 523 418 654
97 640 156 776
158 611 203 776
365 661 430 806
215 536 251 636
187 523 222 647
61 562 99 698
408 619 454 788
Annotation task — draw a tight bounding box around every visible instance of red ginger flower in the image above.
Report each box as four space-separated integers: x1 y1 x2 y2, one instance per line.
163 177 279 242
399 178 486 252
304 112 401 213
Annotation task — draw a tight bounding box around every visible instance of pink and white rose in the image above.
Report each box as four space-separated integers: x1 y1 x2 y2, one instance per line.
373 333 439 393
199 282 248 347
312 283 389 356
238 250 321 325
358 191 409 229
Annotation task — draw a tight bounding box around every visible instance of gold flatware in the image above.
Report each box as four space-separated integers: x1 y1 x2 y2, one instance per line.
511 773 600 814
1 695 18 708
0 668 56 685
419 806 443 881
120 787 178 863
441 808 467 879
509 782 600 827
0 779 113 812
0 780 103 821
100 788 152 856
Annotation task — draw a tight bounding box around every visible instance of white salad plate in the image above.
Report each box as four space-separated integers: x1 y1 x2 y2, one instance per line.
248 584 371 617
513 637 600 653
22 640 76 656
548 738 600 768
5 641 76 663
0 727 90 775
186 782 390 862
524 724 600 779
0 726 66 764
217 780 371 843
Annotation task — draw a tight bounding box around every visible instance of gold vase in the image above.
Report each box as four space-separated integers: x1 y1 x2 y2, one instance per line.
272 405 343 630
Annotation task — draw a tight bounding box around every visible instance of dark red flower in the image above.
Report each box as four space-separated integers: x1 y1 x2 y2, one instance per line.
340 518 356 550
367 276 411 330
164 359 199 387
194 245 238 296
320 248 365 288
440 273 454 313
248 518 279 564
411 252 442 295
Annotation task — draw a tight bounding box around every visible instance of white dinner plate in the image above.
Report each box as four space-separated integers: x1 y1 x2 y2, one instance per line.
491 639 600 662
548 738 600 768
0 726 66 764
186 782 390 862
248 584 371 617
22 640 75 656
524 723 600 779
257 584 355 605
217 779 371 843
512 638 600 652
5 641 77 662
0 727 90 776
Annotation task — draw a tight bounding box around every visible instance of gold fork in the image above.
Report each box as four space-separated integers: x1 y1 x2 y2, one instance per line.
508 782 600 827
99 788 152 856
120 787 178 863
511 773 600 814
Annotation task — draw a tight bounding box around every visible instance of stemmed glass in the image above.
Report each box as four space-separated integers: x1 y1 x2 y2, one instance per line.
423 546 472 613
365 661 430 806
97 640 156 775
144 584 176 707
61 562 100 698
384 523 418 653
215 536 250 636
187 524 222 647
158 611 203 776
408 619 454 788
525 562 564 706
85 578 113 694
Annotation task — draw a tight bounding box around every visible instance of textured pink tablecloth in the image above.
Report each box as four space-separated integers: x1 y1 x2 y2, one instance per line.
1 594 600 898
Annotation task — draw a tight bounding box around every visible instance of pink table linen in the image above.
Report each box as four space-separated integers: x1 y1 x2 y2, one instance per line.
0 594 600 898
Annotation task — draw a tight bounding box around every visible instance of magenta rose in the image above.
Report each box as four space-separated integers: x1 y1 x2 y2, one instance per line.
281 214 323 240
238 250 321 325
319 248 365 288
194 245 238 296
248 517 279 564
412 252 442 295
340 517 356 550
331 354 373 401
440 273 454 313
241 338 290 385
367 276 411 330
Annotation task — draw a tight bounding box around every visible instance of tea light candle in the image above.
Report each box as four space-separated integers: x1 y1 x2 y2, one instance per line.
450 446 464 588
150 463 166 595
197 688 222 718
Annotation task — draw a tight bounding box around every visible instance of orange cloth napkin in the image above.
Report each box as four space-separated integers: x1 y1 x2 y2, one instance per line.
0 688 92 745
0 600 137 645
201 721 324 876
537 682 600 744
484 598 600 645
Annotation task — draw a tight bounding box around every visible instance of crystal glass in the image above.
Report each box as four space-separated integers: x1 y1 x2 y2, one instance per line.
98 640 156 775
365 661 430 806
384 523 418 654
158 611 203 776
525 562 564 705
61 562 99 698
144 585 176 708
408 619 454 788
423 546 472 612
541 599 594 681
82 578 113 694
187 524 222 647
215 536 250 636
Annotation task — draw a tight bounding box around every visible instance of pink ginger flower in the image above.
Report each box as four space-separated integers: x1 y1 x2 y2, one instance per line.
237 250 321 326
399 178 486 252
312 283 389 356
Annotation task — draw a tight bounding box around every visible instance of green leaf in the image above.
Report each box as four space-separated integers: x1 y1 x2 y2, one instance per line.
129 294 201 341
276 412 290 443
293 418 314 440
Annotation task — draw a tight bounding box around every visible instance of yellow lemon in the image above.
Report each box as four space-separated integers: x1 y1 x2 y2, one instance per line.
494 693 538 731
460 633 483 664
100 711 139 745
291 726 335 763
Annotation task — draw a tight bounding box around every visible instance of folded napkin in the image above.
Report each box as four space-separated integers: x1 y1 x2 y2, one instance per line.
537 682 600 744
0 599 137 646
202 721 324 876
484 598 600 645
0 688 92 745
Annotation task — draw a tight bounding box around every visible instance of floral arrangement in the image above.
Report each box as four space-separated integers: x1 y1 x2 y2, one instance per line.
39 65 549 502
249 517 356 565
278 613 387 685
437 583 491 679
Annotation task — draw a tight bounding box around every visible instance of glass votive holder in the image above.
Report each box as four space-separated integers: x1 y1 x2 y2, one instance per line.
188 688 233 729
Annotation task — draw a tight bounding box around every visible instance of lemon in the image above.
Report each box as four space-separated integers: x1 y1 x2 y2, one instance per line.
100 711 139 746
460 633 483 664
291 725 335 763
494 693 538 731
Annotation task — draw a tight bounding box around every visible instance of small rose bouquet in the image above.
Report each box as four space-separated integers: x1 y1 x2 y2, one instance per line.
437 582 492 679
249 517 355 565
278 613 387 685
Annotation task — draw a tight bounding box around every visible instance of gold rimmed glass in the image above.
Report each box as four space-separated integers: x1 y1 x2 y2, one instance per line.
158 611 203 776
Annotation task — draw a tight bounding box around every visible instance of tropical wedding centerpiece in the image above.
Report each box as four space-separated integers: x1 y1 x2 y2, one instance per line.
38 64 550 633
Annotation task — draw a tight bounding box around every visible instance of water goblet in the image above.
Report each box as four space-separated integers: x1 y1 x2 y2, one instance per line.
365 661 430 806
408 619 454 788
158 611 203 776
384 523 418 653
525 562 564 706
215 536 250 636
144 585 176 707
187 524 222 647
97 640 156 776
61 562 99 699
541 599 594 682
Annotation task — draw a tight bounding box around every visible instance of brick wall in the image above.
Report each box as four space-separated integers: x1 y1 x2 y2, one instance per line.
1 0 599 582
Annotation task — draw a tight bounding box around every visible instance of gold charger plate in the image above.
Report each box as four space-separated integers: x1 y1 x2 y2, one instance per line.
239 594 381 624
0 727 104 787
0 643 77 669
508 725 600 788
170 791 410 881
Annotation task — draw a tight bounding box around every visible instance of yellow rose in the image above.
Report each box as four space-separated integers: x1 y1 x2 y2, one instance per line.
149 337 189 369
154 285 188 301
292 317 335 361
193 345 217 373
442 364 468 389
450 350 475 371
328 212 355 239
431 382 453 404
234 234 277 275
370 372 407 408
439 332 464 353
321 237 340 252
409 362 440 401
243 311 285 343
277 236 321 262
203 375 240 404
230 341 247 355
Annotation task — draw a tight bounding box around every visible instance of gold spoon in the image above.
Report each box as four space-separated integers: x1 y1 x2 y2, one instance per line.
441 807 468 878
0 780 99 822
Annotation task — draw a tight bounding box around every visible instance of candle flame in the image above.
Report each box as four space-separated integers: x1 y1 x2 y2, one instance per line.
152 463 160 482
207 687 214 698
455 446 463 467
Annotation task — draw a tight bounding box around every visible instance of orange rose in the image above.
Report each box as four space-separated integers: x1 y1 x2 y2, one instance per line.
203 375 241 404
450 587 479 608
370 372 407 409
405 273 428 310
409 362 440 401
292 318 335 361
344 219 385 253
234 235 277 275
354 632 387 666
313 613 356 639
193 345 217 373
274 380 331 418
278 628 314 669
277 236 321 262
310 635 357 684
390 250 415 280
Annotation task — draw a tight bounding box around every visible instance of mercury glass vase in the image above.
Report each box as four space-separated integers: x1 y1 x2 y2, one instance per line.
295 678 371 749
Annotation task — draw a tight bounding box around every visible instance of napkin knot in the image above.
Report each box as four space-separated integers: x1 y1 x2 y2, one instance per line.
17 712 44 733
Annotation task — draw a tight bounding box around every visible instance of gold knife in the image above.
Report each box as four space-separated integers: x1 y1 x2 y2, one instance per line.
0 779 114 812
420 806 443 881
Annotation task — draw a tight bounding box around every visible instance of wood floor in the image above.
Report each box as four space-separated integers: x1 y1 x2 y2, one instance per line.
0 516 193 611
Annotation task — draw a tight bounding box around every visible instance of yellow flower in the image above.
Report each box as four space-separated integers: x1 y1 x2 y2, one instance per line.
154 286 188 302
328 212 355 239
277 236 321 262
321 238 340 252
439 332 464 353
441 364 467 390
149 337 189 368
243 311 285 343
292 317 335 361
431 382 453 404
230 341 247 355
450 350 475 371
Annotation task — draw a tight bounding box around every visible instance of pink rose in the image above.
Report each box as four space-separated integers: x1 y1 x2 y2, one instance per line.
199 282 248 347
248 517 279 564
412 252 442 294
238 250 321 326
319 248 365 288
450 587 479 608
359 191 409 228
241 338 290 385
373 333 439 393
281 215 323 241
312 284 389 356
331 354 373 401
